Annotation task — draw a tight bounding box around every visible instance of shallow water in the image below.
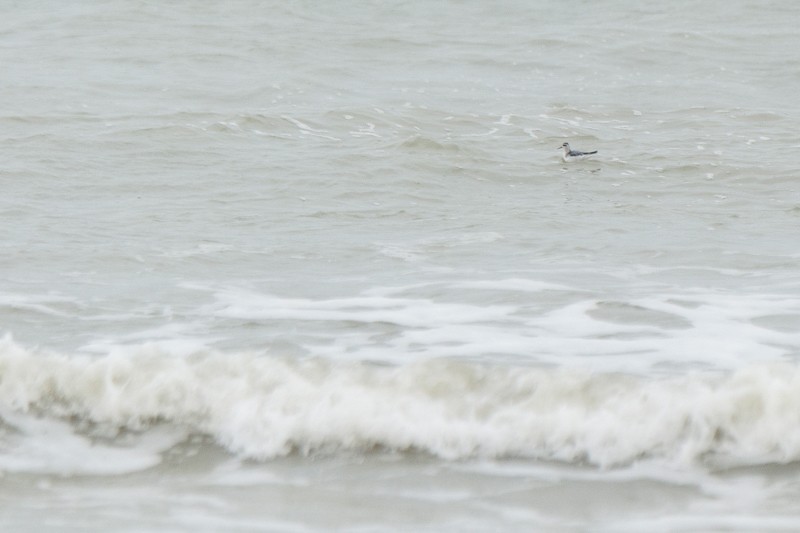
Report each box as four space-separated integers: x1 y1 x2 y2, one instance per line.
2 1 800 530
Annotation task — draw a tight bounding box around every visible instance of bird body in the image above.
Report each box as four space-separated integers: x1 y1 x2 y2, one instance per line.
559 142 597 162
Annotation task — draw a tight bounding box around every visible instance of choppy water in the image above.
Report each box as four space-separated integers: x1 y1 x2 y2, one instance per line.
2 1 800 531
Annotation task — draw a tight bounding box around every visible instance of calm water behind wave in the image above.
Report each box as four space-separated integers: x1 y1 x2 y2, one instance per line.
2 1 800 531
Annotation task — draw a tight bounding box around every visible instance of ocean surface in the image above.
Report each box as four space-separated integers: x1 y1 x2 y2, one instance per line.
2 1 800 531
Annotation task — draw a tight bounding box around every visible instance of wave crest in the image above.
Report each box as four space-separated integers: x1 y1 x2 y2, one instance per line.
1 337 799 468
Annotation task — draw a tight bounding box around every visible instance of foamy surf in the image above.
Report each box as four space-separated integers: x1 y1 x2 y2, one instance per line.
2 336 800 473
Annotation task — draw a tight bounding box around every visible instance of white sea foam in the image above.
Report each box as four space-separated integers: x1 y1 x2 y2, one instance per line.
2 336 800 473
0 292 79 318
0 409 186 475
450 278 574 292
197 286 800 371
206 289 514 328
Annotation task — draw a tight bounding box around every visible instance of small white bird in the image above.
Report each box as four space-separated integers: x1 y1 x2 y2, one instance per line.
559 142 597 162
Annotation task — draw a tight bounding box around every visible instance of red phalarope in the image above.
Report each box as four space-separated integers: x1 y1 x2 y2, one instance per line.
559 142 597 162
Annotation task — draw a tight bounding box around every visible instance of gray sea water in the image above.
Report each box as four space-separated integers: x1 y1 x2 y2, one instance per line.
2 1 800 531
